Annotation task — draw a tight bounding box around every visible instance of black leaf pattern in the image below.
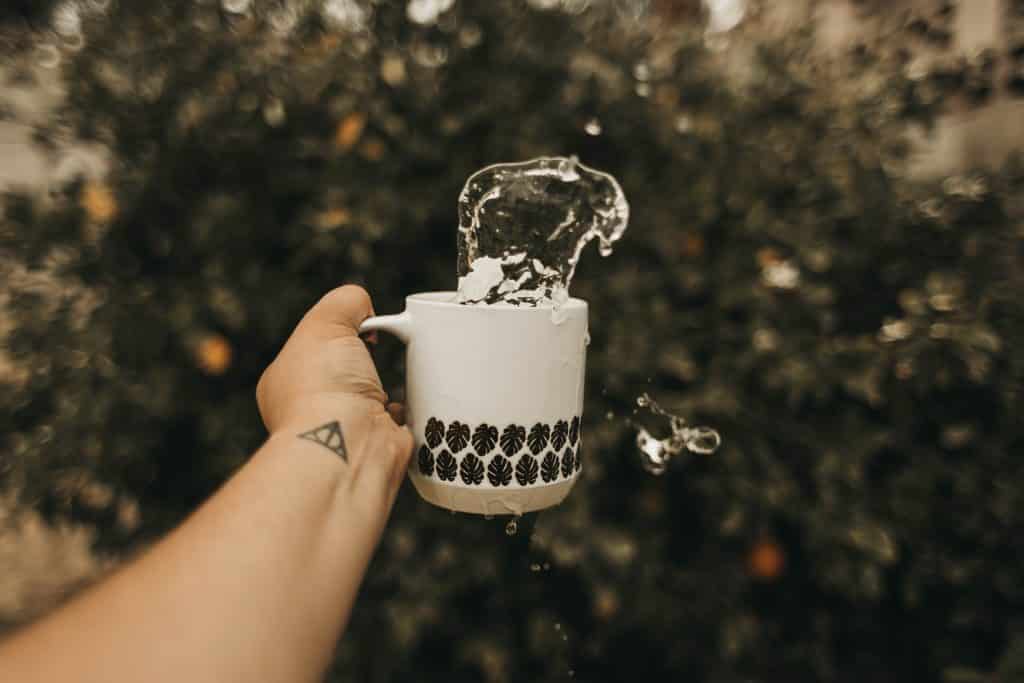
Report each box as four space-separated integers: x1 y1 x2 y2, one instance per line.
552 420 568 451
527 423 550 454
500 424 526 456
575 447 582 472
422 419 583 485
515 455 539 485
487 455 513 486
472 424 499 454
541 451 560 483
446 421 471 452
460 452 484 485
425 417 445 449
561 448 575 478
417 445 434 477
436 450 457 481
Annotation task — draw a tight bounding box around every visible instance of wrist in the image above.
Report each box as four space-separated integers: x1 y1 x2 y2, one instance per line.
267 394 381 440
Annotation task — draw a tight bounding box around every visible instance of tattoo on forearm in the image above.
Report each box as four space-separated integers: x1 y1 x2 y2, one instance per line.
297 421 348 462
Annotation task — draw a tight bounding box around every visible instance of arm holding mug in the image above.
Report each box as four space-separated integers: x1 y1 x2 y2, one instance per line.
0 285 412 683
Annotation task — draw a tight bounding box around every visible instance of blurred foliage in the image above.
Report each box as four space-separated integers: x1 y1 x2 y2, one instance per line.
3 0 1024 681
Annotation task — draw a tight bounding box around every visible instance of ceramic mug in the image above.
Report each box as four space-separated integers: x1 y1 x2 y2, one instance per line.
358 291 587 515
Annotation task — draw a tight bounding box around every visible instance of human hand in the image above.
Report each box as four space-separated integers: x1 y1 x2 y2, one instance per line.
256 285 413 498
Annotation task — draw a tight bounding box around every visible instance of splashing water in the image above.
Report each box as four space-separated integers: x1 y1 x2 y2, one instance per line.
505 518 518 536
634 393 721 475
456 156 629 306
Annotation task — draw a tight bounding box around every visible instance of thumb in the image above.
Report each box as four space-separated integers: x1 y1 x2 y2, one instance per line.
300 285 376 339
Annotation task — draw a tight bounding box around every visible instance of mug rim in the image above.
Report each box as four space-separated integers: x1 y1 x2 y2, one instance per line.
407 291 587 310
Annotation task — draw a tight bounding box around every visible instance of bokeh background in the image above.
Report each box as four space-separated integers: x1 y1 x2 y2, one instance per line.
3 0 1024 681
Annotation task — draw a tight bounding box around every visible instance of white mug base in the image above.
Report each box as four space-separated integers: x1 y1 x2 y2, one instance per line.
408 471 579 515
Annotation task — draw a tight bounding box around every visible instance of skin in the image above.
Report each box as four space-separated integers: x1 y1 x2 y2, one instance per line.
0 285 414 683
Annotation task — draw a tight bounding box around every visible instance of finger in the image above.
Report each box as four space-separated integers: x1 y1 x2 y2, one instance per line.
386 402 406 426
302 284 375 338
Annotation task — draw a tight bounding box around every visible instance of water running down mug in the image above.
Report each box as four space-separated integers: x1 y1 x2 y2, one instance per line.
359 292 587 515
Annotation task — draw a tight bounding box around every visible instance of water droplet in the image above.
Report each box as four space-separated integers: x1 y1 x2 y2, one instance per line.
584 118 602 135
530 562 542 571
633 62 650 81
457 156 629 305
687 427 721 454
554 622 562 630
635 82 651 97
406 0 454 25
633 393 721 474
674 115 693 133
222 0 252 13
505 518 518 536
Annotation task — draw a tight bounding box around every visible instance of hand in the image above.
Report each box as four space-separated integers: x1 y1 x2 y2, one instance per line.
256 285 413 498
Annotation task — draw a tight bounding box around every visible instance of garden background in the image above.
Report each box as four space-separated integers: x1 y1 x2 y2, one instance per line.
3 1 1024 681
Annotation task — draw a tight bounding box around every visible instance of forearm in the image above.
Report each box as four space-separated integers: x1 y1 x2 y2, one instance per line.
0 422 395 683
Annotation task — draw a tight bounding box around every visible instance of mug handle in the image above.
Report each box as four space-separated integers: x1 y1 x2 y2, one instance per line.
359 311 413 343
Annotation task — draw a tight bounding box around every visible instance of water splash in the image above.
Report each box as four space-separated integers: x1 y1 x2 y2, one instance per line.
634 393 720 475
505 518 518 536
456 156 629 306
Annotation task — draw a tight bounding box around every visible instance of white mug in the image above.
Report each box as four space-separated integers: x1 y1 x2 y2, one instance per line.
359 292 587 515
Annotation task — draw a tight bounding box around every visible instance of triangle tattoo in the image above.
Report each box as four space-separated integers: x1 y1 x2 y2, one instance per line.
297 421 348 462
